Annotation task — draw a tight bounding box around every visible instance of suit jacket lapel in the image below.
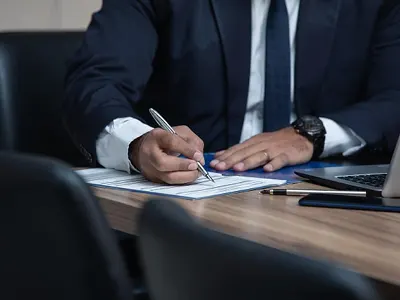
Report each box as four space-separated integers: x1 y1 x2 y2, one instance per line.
210 0 251 146
295 0 342 116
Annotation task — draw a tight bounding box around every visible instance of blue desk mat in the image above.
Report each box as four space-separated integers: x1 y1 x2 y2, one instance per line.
204 153 339 183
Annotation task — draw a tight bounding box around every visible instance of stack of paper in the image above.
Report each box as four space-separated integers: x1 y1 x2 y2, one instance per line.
76 168 286 200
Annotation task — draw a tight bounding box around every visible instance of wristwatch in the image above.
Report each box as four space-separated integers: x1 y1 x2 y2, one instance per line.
291 116 326 159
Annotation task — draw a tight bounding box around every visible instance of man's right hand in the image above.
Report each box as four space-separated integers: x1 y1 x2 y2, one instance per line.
129 126 205 184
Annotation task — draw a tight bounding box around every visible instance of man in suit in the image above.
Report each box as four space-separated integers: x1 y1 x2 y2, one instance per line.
64 0 400 185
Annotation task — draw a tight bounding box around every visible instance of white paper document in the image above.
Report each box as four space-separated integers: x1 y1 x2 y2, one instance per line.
76 168 286 200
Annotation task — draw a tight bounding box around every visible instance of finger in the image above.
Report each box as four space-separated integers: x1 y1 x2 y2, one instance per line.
185 136 204 153
214 143 266 171
212 136 264 163
160 170 200 185
184 153 205 167
233 151 269 171
198 155 205 166
210 151 224 167
165 151 181 157
213 143 244 161
174 126 205 152
156 130 203 162
264 153 290 172
151 151 199 172
178 153 204 166
211 144 244 167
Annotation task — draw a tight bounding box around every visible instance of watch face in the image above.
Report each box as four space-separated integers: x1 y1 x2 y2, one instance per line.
301 116 325 135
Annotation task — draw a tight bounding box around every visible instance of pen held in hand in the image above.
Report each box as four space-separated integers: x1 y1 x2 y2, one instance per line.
149 108 215 183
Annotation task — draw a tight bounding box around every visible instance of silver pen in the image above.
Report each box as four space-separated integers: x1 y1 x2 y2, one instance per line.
149 108 215 183
260 188 367 197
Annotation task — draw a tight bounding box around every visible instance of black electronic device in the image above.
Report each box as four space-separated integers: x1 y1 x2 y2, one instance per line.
299 194 400 212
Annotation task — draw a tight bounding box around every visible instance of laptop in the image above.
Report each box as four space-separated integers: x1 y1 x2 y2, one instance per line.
295 137 400 197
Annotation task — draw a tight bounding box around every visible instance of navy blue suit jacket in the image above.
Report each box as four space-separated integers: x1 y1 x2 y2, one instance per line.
64 0 400 164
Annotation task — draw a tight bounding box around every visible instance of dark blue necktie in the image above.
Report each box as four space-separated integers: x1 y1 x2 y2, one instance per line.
263 0 291 132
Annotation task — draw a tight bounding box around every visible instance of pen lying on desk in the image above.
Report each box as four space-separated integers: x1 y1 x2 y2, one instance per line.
260 189 367 197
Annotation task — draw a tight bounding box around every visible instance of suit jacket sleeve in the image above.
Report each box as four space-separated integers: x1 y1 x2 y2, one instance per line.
322 2 400 153
63 0 161 163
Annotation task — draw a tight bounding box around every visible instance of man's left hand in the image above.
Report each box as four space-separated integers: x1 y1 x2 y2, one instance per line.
210 127 314 172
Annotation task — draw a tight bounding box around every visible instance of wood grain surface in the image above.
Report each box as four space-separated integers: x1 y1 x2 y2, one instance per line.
93 181 400 290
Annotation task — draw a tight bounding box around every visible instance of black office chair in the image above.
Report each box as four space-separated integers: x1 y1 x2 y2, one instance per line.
138 199 382 300
0 152 132 300
0 31 87 166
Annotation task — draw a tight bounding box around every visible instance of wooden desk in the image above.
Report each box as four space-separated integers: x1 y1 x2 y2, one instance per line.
93 181 400 295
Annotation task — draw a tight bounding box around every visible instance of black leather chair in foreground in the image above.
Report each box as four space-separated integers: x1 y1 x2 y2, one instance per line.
138 199 382 300
0 31 148 299
0 31 87 166
0 153 132 300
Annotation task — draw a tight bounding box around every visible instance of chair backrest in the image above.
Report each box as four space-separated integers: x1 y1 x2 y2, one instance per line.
0 153 132 300
0 31 87 166
138 199 381 300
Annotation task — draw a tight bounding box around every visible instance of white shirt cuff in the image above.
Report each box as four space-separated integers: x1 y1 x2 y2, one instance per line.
320 117 366 158
96 117 153 173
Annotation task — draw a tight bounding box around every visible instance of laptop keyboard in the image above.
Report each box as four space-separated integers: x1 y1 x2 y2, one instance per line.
336 173 387 188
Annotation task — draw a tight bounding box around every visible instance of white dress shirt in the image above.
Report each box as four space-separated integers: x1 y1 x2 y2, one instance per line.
96 0 366 173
